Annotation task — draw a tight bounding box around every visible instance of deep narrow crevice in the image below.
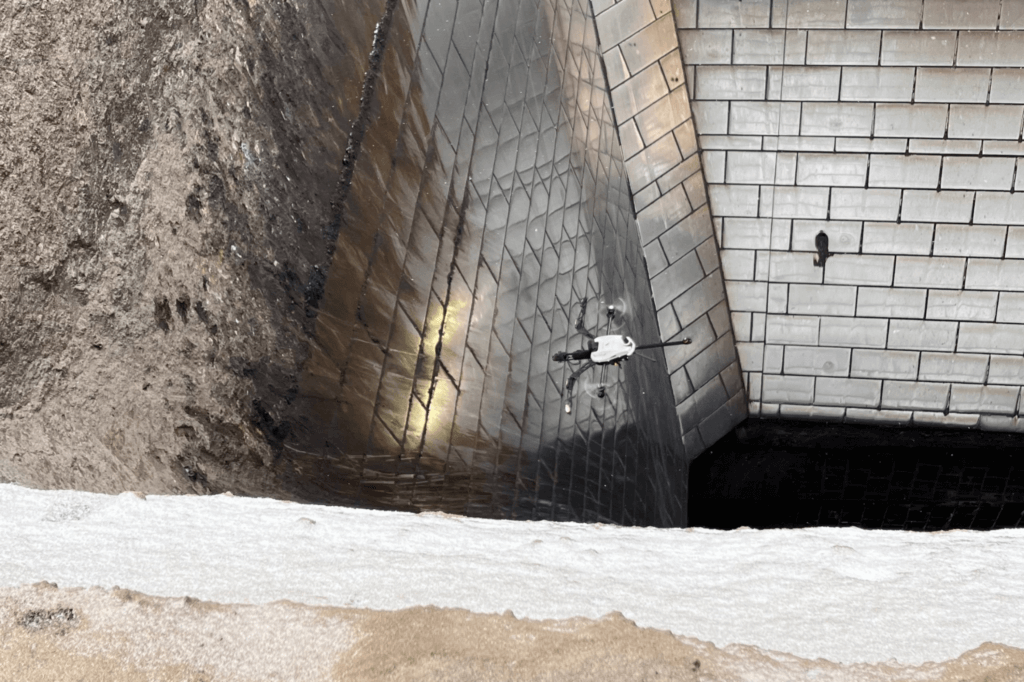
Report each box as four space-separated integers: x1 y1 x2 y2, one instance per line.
423 186 472 422
408 183 472 506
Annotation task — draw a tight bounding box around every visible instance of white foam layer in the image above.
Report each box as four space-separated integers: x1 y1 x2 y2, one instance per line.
2 483 1022 665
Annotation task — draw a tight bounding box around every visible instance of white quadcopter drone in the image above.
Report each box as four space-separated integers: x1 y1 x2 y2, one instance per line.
552 299 691 414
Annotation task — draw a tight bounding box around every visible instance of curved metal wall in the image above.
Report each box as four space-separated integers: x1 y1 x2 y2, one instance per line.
274 0 688 525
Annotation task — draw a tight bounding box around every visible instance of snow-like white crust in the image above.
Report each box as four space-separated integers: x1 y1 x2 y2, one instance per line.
2 483 1022 665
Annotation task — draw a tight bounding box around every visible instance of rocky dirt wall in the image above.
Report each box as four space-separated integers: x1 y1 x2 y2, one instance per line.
0 0 383 496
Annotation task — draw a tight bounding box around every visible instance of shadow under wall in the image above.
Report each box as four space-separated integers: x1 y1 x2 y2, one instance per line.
269 0 687 525
690 419 1024 531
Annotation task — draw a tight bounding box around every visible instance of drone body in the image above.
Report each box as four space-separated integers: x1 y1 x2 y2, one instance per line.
590 335 636 364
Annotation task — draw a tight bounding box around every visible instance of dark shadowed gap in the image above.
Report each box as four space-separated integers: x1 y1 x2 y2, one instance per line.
690 419 1024 531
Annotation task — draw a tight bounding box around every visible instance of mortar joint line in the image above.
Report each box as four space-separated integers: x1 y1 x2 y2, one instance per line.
765 0 792 323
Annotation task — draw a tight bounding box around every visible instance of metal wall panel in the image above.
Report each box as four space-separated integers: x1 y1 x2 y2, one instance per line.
276 0 690 525
594 0 747 458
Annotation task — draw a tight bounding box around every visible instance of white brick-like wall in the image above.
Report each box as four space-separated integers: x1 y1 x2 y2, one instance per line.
893 256 965 289
851 348 919 380
925 290 999 321
819 316 888 347
868 155 940 189
932 225 1006 258
675 0 1024 428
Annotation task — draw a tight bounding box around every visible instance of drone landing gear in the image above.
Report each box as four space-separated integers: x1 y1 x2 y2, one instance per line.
563 360 594 414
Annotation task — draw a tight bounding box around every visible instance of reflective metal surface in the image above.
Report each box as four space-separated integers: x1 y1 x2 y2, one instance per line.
275 0 687 525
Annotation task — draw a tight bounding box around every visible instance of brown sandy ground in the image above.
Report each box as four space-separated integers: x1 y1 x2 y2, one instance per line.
1 583 1022 681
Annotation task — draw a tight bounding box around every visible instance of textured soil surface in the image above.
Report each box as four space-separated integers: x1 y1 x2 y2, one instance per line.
0 0 374 496
2 583 1023 682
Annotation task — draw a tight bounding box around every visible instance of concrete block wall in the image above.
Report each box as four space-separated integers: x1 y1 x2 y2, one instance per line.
676 0 1024 431
593 0 748 458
